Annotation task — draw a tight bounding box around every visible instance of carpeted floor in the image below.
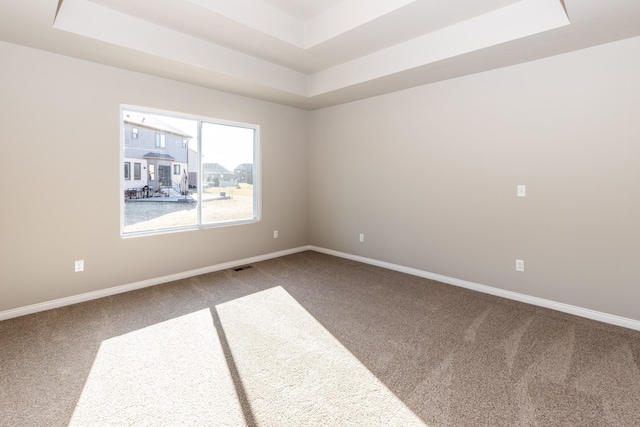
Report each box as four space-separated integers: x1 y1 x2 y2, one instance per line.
1 251 639 426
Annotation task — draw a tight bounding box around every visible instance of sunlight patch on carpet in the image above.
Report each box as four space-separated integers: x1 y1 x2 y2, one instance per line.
69 286 426 426
215 286 426 426
69 309 246 426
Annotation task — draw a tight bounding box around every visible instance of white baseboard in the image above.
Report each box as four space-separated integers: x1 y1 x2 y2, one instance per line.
3 245 639 332
309 246 640 332
0 246 309 322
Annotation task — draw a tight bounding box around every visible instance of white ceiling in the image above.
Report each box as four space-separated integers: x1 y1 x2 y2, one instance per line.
1 0 640 110
261 0 346 21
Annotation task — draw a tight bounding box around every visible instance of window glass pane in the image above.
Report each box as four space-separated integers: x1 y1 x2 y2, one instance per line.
124 162 131 180
201 122 256 225
122 109 197 234
155 134 166 148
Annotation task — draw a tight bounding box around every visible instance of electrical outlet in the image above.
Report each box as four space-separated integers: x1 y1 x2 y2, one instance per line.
359 233 364 243
515 259 525 272
75 259 84 272
517 185 526 197
273 230 278 239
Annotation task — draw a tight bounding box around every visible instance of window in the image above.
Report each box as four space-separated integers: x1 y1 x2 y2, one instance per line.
121 106 259 236
124 162 131 180
132 128 138 139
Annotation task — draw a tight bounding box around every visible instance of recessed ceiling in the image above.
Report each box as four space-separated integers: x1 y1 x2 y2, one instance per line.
2 0 640 109
261 0 346 21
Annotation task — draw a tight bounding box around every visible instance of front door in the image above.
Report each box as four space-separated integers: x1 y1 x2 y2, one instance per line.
158 165 171 187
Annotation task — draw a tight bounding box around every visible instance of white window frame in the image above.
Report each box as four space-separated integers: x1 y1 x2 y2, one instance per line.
120 105 261 237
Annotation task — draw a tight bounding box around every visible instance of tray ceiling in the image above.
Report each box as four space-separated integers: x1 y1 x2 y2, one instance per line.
2 0 640 109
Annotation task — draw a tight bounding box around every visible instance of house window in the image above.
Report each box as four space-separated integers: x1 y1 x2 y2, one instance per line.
132 128 138 139
124 162 131 180
155 133 166 148
121 106 260 236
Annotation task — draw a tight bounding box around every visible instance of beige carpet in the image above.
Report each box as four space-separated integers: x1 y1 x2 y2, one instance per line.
1 251 639 426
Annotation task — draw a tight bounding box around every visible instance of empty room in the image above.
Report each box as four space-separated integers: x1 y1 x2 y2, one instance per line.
1 0 639 425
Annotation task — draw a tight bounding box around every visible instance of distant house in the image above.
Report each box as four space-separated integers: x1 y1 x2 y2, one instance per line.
123 114 192 190
203 163 235 187
234 163 253 184
185 159 254 189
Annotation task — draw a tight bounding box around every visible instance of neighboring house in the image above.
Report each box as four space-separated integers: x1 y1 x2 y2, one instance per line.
123 114 192 191
234 163 253 184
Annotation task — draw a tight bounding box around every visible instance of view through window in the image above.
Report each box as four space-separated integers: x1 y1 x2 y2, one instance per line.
121 106 259 236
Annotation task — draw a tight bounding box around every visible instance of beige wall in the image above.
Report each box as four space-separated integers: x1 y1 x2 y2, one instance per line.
2 35 640 323
309 36 640 321
0 41 309 312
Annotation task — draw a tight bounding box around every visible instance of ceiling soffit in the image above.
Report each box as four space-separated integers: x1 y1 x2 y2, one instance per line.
53 0 569 100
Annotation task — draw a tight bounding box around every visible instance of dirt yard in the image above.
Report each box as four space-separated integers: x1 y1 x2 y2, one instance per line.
123 195 254 233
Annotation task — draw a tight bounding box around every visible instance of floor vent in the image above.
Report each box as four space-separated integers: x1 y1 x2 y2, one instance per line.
233 265 254 272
